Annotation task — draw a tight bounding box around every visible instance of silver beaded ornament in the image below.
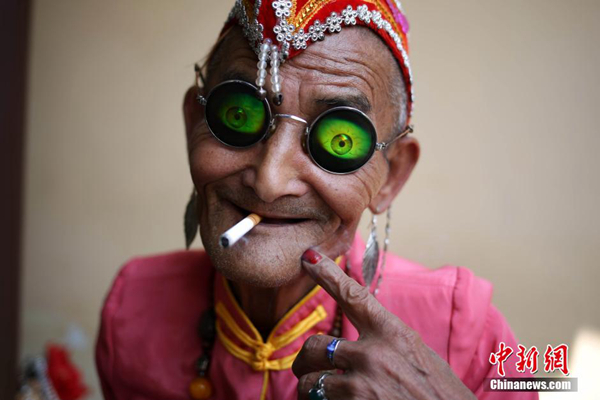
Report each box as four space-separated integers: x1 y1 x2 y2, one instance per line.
254 38 284 105
269 44 283 105
255 39 271 100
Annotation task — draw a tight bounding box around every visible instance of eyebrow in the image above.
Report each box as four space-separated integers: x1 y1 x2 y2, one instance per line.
218 68 255 85
315 94 372 114
216 69 373 114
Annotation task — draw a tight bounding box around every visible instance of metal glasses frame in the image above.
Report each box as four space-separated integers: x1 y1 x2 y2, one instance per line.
195 79 413 174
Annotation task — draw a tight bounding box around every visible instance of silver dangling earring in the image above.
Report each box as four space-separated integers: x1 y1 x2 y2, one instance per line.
184 189 198 249
362 212 380 288
256 39 271 100
373 207 391 297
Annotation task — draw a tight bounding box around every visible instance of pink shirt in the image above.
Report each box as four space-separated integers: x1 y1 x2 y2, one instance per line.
96 235 537 399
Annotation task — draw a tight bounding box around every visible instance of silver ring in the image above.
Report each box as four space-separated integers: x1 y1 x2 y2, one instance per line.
326 338 346 369
308 371 332 400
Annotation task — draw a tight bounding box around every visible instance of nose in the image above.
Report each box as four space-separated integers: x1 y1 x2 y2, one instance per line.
241 119 311 203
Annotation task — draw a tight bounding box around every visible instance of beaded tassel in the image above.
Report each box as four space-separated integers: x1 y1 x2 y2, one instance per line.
255 38 284 105
330 304 343 338
270 44 283 105
255 39 271 100
189 309 216 400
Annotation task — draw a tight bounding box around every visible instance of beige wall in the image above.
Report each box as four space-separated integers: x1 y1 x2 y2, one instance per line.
21 0 600 398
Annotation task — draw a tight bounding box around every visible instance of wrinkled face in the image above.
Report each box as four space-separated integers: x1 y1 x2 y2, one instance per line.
187 27 404 287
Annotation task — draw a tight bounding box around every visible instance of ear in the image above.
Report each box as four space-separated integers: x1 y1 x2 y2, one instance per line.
368 136 420 214
183 85 204 145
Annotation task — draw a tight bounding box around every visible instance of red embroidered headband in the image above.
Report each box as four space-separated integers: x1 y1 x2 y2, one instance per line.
222 0 414 122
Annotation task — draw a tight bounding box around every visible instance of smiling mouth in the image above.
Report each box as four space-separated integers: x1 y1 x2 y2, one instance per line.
229 202 310 226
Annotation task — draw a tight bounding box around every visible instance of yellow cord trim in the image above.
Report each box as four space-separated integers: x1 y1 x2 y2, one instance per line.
260 370 269 400
216 319 302 370
222 277 264 341
215 302 260 349
217 256 342 400
270 305 327 348
265 285 322 343
216 302 326 370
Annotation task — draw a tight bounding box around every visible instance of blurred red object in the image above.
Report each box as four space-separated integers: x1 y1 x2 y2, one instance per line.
46 344 88 400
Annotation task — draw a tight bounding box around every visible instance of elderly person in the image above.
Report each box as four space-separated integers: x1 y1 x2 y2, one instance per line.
96 1 537 399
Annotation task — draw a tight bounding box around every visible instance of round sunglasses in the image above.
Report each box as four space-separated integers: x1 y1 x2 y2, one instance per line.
196 80 413 174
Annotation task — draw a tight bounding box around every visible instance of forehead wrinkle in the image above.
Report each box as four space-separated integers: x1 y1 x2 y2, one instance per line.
285 50 382 103
211 54 257 87
338 53 387 99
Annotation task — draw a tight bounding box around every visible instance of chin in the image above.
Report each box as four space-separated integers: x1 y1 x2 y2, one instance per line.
201 228 305 288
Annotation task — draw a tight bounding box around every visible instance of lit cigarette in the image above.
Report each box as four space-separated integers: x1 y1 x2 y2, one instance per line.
220 213 262 248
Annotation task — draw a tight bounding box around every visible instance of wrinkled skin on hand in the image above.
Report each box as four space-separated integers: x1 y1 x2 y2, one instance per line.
293 249 477 400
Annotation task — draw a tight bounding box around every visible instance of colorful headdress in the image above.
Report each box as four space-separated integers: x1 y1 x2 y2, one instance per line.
222 0 413 121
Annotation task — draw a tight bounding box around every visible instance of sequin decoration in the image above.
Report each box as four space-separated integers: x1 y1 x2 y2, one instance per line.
226 0 414 117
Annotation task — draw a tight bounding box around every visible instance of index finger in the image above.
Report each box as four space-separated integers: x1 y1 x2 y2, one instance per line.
301 248 393 334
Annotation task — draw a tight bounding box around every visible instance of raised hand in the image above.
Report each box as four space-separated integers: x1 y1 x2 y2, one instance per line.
293 248 477 400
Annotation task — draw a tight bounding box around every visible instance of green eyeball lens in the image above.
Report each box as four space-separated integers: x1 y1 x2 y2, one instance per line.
205 82 269 147
225 107 247 129
309 109 376 173
331 134 353 155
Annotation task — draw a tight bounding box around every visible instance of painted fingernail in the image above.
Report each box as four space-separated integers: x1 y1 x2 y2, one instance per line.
301 249 322 265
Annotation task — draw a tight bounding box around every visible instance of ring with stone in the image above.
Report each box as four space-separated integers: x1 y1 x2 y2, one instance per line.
308 371 332 400
326 338 346 368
